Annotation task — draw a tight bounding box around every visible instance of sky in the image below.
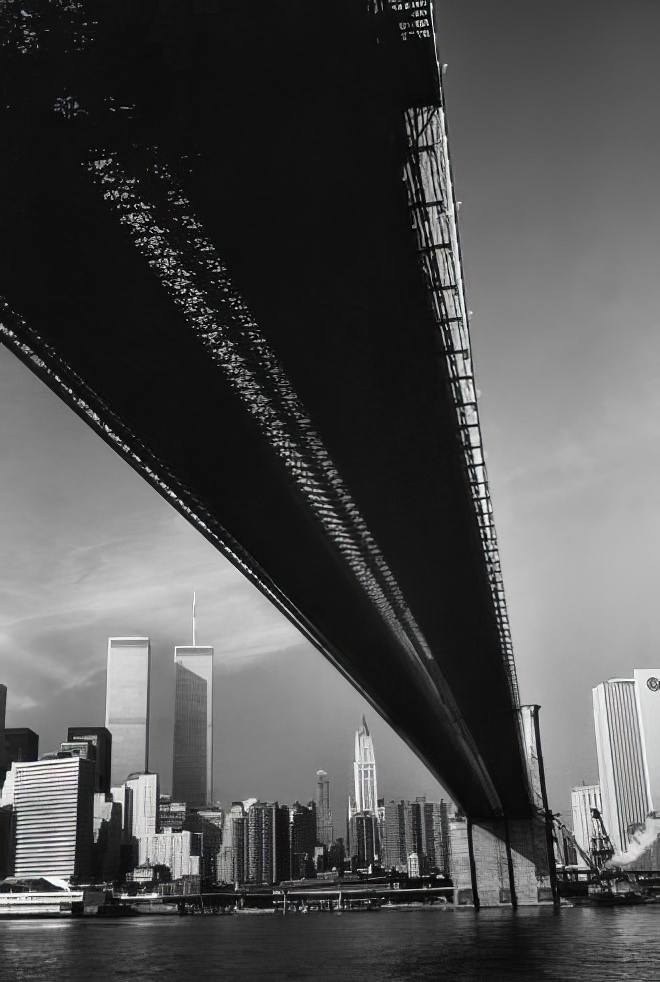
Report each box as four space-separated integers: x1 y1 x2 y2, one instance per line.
3 0 660 822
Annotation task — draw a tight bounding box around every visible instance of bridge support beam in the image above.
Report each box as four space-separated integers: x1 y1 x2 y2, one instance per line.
450 813 556 907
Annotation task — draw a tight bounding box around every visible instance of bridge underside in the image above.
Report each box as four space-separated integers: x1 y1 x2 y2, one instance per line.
1 1 532 819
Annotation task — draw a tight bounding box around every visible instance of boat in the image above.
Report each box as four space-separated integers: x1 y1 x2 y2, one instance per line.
0 876 84 917
380 901 439 910
233 906 276 914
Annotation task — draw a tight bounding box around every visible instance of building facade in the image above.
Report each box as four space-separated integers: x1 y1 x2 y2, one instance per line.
92 793 123 882
593 678 651 854
105 637 151 785
11 756 95 880
289 802 316 880
172 645 213 808
124 772 160 840
247 801 289 885
315 770 333 847
67 727 112 794
138 830 200 881
349 812 377 870
2 726 39 795
633 668 660 809
349 716 378 821
217 802 248 884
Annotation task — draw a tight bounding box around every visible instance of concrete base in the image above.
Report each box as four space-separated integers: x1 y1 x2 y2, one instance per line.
450 814 556 908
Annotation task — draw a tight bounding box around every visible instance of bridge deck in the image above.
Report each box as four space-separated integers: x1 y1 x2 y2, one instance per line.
0 1 531 818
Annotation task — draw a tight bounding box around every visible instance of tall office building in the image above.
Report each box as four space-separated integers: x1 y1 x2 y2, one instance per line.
172 597 213 807
349 716 378 820
289 802 316 879
432 800 452 873
633 668 660 808
11 756 95 880
217 802 248 884
315 770 333 847
571 784 602 861
67 727 112 794
247 801 289 885
381 800 414 870
5 729 39 766
105 638 151 786
593 678 651 854
0 684 6 782
172 646 213 807
349 812 378 870
124 772 160 840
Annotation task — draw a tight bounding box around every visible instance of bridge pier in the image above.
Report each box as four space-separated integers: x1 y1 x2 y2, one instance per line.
450 813 556 908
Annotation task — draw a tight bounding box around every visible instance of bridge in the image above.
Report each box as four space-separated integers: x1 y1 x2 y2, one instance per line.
0 1 554 904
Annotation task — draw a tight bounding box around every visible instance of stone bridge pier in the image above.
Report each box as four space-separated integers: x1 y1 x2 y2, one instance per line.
449 705 559 908
450 813 557 907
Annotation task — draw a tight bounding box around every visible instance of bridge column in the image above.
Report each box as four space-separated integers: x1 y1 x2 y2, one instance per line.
449 813 555 907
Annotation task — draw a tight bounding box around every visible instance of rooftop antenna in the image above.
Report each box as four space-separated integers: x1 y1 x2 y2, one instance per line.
192 591 196 647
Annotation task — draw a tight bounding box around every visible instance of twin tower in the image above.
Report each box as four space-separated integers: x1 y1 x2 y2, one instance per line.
105 610 213 808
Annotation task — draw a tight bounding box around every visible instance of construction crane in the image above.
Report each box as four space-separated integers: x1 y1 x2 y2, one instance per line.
590 808 615 872
552 815 597 873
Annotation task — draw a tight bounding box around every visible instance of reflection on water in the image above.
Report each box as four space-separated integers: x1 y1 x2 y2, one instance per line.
0 907 659 981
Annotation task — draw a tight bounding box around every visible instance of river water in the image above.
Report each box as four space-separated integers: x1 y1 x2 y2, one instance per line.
1 906 659 981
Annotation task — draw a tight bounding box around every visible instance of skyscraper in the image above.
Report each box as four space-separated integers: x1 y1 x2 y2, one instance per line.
67 727 112 794
4 729 39 767
0 686 6 790
124 772 160 840
172 598 214 807
217 802 248 884
105 638 151 786
247 801 289 885
315 770 333 847
289 802 316 879
633 668 660 808
349 716 378 819
172 648 213 807
593 678 651 854
10 756 95 880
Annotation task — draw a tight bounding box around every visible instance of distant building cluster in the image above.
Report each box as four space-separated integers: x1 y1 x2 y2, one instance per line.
0 629 454 890
568 668 660 867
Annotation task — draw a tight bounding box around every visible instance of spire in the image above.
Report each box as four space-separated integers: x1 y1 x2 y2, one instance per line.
192 591 196 646
361 714 369 736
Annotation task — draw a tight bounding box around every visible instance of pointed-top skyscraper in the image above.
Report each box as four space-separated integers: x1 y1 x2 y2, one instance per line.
349 715 378 820
172 595 214 807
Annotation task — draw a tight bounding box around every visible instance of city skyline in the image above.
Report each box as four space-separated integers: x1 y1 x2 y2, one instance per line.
4 0 660 820
2 647 441 833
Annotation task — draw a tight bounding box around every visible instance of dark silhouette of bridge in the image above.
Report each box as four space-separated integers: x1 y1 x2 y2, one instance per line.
0 1 543 841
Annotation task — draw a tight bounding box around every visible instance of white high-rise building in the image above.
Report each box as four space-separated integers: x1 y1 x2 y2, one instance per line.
633 668 660 809
593 678 652 854
11 756 95 879
570 784 602 862
123 772 160 840
105 638 151 786
138 830 200 880
349 716 378 820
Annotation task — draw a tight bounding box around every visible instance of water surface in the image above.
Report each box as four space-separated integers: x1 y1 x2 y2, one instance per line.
1 906 659 981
